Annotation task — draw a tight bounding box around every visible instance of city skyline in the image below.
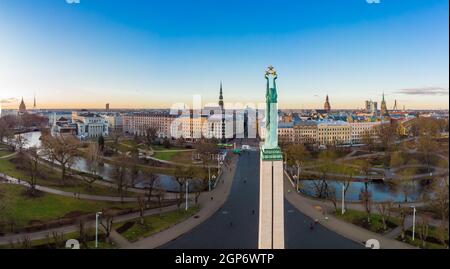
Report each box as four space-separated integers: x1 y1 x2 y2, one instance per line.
0 0 449 110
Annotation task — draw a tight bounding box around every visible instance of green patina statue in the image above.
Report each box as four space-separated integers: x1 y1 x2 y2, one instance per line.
262 66 283 161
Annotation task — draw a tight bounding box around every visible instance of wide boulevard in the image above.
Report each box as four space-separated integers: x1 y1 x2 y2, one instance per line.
162 150 362 249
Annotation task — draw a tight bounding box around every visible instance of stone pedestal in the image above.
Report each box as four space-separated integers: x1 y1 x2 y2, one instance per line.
259 147 285 249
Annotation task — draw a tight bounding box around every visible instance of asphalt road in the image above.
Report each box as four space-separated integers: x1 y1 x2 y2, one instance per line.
162 151 362 249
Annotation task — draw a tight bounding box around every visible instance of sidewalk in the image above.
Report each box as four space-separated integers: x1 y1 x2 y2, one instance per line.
124 154 239 249
283 173 416 249
0 204 178 246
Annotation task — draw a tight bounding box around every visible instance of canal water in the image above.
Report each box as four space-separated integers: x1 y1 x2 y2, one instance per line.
18 132 430 201
17 131 202 192
299 179 427 202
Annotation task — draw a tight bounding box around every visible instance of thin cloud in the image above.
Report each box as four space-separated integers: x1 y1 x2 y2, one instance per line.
395 87 449 96
0 97 19 104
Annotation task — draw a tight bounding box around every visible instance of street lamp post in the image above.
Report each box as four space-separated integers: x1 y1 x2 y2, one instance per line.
411 206 417 241
95 212 102 248
341 185 346 215
185 180 189 211
208 166 211 191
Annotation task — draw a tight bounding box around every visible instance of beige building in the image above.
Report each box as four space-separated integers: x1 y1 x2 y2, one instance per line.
275 120 381 146
123 113 176 138
318 121 351 145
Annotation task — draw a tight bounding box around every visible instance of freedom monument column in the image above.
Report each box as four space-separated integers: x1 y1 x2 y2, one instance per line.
259 65 284 249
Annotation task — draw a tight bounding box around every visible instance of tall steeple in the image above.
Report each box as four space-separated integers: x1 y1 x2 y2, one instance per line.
219 81 224 109
380 92 389 117
33 93 36 109
219 81 225 142
324 94 331 112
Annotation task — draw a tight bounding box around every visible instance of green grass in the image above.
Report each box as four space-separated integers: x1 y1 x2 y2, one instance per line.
153 151 179 161
398 226 448 249
114 206 199 242
335 209 400 234
0 150 14 158
1 229 117 249
0 184 137 230
151 144 185 151
0 156 136 197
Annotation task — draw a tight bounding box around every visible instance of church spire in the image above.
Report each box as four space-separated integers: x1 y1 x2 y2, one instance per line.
324 94 331 112
219 81 224 109
218 81 225 142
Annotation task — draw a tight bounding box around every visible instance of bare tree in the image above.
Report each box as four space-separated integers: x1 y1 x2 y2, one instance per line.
143 171 159 202
359 183 372 224
285 144 310 183
110 157 129 203
81 143 101 189
77 217 88 249
361 130 376 152
51 231 65 249
377 201 393 231
41 134 79 184
326 185 339 214
196 141 219 168
430 177 449 248
100 210 115 243
376 123 398 151
175 136 185 148
397 159 418 202
417 135 438 173
137 196 146 225
418 214 430 248
109 129 122 154
174 167 190 209
145 126 158 147
23 147 40 196
399 206 407 241
389 151 404 171
154 188 166 215
13 133 28 153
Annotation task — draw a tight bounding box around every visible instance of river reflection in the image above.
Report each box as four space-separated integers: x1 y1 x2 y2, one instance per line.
17 132 202 192
299 179 428 202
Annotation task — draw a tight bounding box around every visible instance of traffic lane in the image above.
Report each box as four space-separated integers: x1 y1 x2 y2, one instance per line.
161 151 259 249
285 200 364 249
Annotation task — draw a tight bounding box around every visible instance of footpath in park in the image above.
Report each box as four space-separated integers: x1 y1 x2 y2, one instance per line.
123 153 239 249
0 204 179 246
284 172 416 249
0 173 175 203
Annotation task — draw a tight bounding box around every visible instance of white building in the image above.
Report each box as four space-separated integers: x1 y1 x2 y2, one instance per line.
72 111 109 139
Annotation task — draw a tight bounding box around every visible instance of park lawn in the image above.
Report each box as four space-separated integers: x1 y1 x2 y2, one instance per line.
0 184 137 229
0 157 137 197
2 229 117 249
152 150 195 163
151 144 185 151
335 209 400 234
114 206 199 242
0 149 14 157
307 162 361 176
153 151 179 161
398 226 448 249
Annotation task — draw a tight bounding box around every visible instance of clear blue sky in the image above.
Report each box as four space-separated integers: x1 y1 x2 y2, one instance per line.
0 0 448 109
